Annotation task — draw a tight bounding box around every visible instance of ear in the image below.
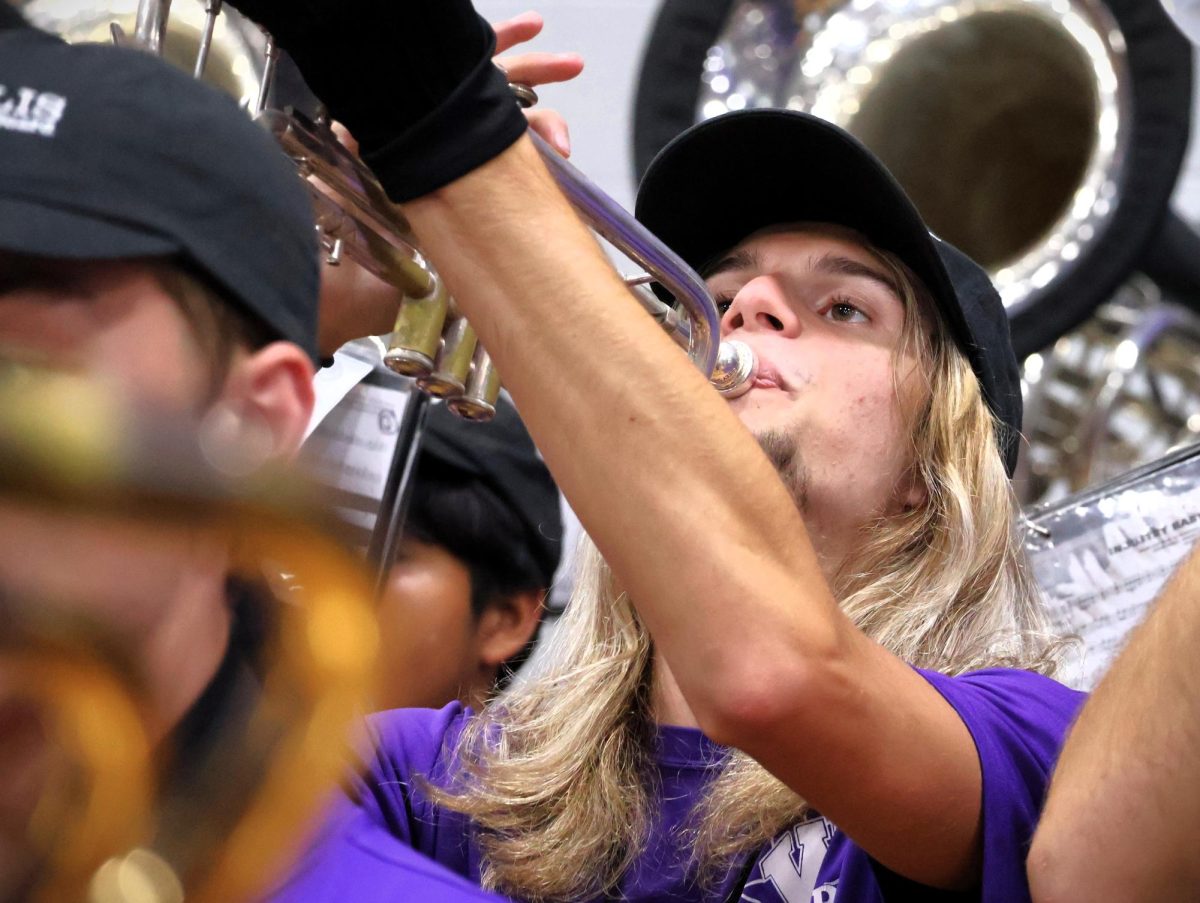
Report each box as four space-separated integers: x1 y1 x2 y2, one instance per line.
220 342 316 460
898 465 929 512
476 589 545 669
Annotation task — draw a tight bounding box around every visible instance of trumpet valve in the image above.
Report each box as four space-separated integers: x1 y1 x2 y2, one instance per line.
416 318 478 398
447 346 501 422
384 284 450 378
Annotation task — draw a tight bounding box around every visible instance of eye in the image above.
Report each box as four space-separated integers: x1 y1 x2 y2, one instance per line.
714 294 735 316
823 297 869 324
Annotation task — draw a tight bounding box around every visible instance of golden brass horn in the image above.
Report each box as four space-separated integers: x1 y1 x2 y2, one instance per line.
0 366 379 902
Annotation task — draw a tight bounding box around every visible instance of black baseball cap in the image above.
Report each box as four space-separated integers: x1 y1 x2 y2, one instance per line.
635 109 1022 475
0 27 319 361
1 2 27 31
420 397 562 588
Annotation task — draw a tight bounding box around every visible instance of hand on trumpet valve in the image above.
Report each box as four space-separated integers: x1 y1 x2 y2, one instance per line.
308 12 584 355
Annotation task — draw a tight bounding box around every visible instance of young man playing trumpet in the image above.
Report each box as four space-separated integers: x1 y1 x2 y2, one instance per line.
229 1 1083 901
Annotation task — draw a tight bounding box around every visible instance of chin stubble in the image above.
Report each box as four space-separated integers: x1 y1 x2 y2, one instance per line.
756 430 809 511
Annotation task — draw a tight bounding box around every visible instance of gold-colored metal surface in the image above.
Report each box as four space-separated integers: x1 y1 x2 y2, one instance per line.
384 282 451 377
417 317 479 398
21 0 265 107
0 633 152 903
0 370 379 902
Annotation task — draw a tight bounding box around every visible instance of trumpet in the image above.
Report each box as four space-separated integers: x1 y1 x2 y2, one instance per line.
32 0 759 414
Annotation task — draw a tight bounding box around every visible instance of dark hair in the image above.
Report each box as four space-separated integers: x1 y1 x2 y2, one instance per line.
152 258 278 401
405 457 550 689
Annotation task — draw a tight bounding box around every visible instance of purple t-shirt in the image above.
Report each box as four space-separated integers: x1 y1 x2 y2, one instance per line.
273 668 1083 902
265 803 510 902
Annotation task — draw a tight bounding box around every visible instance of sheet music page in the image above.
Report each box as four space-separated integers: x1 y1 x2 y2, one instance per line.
304 351 375 441
1027 451 1200 690
302 352 414 548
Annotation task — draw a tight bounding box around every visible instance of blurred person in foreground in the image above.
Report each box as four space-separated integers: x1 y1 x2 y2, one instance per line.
0 10 558 900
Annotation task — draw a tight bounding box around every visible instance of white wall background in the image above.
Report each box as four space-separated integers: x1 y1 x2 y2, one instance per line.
475 0 659 212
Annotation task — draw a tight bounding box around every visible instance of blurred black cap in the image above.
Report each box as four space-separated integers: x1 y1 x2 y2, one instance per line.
420 397 562 588
0 28 319 360
1 3 27 30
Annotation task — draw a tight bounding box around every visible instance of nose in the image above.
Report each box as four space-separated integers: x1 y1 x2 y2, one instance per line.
719 275 801 338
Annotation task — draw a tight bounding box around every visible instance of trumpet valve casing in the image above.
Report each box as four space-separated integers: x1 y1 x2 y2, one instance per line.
447 346 501 422
384 284 450 377
416 317 478 398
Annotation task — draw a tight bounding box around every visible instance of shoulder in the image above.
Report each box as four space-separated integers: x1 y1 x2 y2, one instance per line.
918 667 1085 750
348 703 476 839
364 702 475 776
265 806 501 903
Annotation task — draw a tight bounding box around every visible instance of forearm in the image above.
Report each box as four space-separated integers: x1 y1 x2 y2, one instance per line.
1029 544 1200 900
402 136 845 726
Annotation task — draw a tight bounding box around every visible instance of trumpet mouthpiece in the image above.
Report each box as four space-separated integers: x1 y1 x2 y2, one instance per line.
710 340 757 398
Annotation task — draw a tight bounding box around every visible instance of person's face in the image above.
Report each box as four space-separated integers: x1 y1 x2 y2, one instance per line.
707 226 930 567
0 254 213 409
0 252 232 658
376 538 486 711
0 256 241 857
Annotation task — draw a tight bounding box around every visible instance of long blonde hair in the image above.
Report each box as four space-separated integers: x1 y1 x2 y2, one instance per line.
429 240 1062 901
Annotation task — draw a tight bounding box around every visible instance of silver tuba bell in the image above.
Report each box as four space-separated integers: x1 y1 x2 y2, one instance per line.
634 0 1196 357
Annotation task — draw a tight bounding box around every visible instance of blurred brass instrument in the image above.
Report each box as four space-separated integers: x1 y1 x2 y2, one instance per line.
0 367 379 903
23 0 759 413
1016 278 1200 505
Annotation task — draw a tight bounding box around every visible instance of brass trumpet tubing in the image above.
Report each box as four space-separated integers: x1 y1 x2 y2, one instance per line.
304 183 435 297
262 110 415 246
263 109 438 298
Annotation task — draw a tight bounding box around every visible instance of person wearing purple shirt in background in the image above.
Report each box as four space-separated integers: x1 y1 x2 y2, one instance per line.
228 2 1086 901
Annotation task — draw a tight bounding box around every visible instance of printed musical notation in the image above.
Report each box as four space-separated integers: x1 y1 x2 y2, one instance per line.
1027 449 1200 690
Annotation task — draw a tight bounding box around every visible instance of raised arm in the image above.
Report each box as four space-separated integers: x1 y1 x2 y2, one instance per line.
1028 543 1200 900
